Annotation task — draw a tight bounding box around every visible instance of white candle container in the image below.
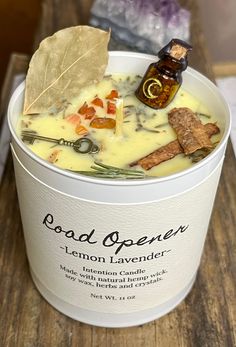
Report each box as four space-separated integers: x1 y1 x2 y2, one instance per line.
8 52 231 327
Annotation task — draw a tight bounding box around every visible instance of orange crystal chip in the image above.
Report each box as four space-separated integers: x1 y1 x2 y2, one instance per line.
90 117 116 129
75 124 88 135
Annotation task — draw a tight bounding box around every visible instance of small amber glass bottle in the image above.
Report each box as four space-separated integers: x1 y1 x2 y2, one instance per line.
135 39 192 109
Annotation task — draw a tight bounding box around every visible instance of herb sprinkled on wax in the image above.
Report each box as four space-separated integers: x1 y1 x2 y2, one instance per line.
71 161 146 179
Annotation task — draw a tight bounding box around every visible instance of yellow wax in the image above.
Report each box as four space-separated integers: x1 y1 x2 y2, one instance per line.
17 74 221 177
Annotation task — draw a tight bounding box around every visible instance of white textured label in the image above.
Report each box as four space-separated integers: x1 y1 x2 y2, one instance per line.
13 154 223 314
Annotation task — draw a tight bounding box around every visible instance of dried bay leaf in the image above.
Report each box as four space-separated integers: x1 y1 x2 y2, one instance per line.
23 26 110 114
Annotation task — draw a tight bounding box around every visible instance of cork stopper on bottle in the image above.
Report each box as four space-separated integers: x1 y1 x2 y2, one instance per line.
170 44 188 60
169 39 192 60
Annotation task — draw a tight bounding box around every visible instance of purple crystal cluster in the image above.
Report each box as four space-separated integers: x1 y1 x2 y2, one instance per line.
90 0 190 53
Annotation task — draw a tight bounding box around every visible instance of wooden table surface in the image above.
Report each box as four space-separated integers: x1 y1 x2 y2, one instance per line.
0 1 236 346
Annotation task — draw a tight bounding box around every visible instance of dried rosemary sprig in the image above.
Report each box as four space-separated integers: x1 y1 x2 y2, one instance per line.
71 161 146 179
190 141 219 163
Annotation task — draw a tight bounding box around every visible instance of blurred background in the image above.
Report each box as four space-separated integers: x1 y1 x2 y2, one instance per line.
197 0 236 76
0 0 41 89
0 0 235 90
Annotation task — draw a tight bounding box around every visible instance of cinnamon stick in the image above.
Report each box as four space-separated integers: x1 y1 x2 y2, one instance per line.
130 122 219 170
168 107 213 155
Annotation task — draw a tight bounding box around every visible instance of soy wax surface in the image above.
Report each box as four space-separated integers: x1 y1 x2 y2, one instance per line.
18 74 220 177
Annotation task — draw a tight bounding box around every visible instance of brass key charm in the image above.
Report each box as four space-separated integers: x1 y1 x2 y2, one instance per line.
21 130 99 154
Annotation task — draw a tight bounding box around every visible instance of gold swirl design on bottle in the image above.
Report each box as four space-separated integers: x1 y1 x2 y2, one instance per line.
142 78 163 99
